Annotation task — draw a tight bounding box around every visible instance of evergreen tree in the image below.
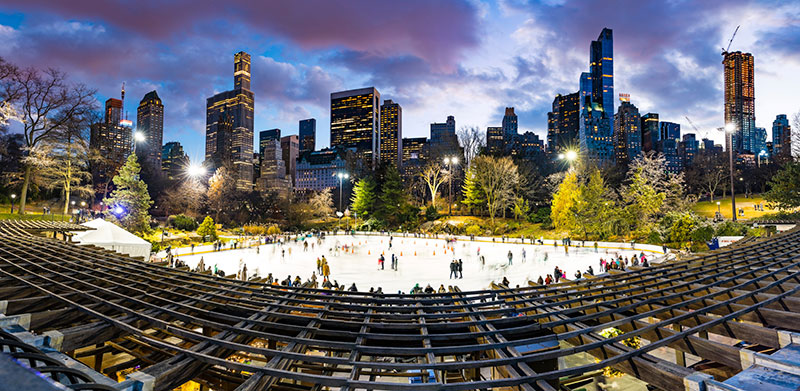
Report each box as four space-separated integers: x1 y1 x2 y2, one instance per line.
461 168 485 215
197 216 218 241
764 161 800 210
350 176 376 219
377 165 409 225
104 154 153 233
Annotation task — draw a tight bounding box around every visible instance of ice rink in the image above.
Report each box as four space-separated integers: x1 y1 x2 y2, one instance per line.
173 235 658 292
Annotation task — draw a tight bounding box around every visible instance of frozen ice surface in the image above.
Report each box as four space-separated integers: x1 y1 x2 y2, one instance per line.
177 235 651 293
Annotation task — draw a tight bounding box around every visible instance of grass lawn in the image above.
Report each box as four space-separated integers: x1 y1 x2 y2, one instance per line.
692 194 777 220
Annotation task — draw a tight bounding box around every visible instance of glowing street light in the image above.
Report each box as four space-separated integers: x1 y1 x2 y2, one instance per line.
9 193 16 214
565 150 578 161
132 131 146 153
187 164 207 178
444 157 460 216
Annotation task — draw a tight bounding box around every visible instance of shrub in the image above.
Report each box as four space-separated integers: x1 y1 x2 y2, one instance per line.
244 225 267 235
690 225 715 243
424 205 439 221
266 225 281 235
169 214 198 231
197 216 218 241
465 224 482 236
715 221 747 236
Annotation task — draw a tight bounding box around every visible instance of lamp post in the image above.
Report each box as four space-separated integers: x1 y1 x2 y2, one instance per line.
724 124 736 221
716 201 721 214
559 150 578 169
337 172 349 213
444 157 459 216
9 193 16 214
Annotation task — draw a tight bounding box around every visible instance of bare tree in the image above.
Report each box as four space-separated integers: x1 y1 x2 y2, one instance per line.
792 109 800 158
206 166 236 222
686 151 727 201
1 60 96 214
309 188 334 217
457 126 485 168
471 155 519 225
419 163 448 207
159 179 205 218
35 118 94 215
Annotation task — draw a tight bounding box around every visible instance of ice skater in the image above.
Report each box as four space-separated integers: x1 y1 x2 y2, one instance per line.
521 248 526 263
507 250 513 265
449 260 458 279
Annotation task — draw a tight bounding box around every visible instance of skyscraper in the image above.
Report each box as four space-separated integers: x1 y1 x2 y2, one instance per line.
613 95 641 166
578 28 615 166
161 141 187 180
281 135 299 187
401 137 428 178
380 100 402 167
723 51 755 154
772 114 791 158
299 118 316 154
90 94 132 188
590 28 614 130
259 129 281 155
680 134 699 168
547 92 580 154
502 107 518 139
330 87 381 169
136 90 164 174
206 51 255 191
256 138 290 198
658 121 681 174
640 113 659 152
429 115 460 160
753 127 767 156
486 126 504 155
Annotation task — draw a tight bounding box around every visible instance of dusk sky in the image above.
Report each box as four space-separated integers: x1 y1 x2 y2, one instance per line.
1 0 798 162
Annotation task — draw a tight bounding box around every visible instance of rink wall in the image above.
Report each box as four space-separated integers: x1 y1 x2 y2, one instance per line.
338 231 667 255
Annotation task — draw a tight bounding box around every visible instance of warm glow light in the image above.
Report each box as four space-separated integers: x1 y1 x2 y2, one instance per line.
187 164 206 177
10 194 15 199
133 132 146 142
724 123 735 133
565 150 578 161
557 153 565 160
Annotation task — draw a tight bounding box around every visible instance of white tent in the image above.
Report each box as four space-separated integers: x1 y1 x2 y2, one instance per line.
72 219 151 259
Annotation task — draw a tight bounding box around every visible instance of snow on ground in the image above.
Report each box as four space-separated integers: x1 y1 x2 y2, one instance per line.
177 235 649 293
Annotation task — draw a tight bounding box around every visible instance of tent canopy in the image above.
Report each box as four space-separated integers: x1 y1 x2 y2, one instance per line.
72 218 151 259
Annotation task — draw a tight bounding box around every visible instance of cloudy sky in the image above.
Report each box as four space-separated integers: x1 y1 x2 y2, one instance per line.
1 0 798 161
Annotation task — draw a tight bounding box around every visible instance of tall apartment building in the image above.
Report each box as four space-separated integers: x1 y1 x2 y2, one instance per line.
330 87 381 169
379 100 402 168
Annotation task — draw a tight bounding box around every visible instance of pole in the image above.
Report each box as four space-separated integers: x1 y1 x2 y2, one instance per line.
729 131 736 221
448 162 453 216
339 176 343 212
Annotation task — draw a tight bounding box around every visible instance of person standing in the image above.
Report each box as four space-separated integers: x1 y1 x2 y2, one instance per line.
449 260 457 279
507 250 513 265
322 262 330 280
457 259 463 279
379 254 385 270
521 248 526 263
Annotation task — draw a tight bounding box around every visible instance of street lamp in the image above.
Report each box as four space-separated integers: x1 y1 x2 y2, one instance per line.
187 164 207 178
337 172 349 212
444 156 459 216
132 131 145 153
558 150 578 167
716 201 721 213
724 123 736 221
758 150 767 167
9 193 16 214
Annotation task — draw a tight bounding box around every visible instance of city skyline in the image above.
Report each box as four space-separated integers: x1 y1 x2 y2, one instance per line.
0 1 798 159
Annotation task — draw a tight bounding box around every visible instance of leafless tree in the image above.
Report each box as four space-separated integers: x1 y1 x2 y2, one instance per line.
792 109 800 159
419 163 448 207
471 155 519 225
1 59 96 214
309 188 334 217
206 166 236 222
457 125 485 168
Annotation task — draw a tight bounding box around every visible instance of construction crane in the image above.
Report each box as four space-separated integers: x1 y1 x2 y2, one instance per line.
685 116 703 137
721 25 740 55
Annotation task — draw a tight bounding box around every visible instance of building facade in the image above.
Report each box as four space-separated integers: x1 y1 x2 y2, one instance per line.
256 138 290 198
161 141 187 181
658 121 682 174
486 126 504 155
401 137 427 178
136 90 164 174
680 134 699 168
295 147 352 192
330 87 381 169
772 114 791 158
613 96 641 166
723 51 755 154
90 97 132 187
299 118 316 154
281 135 299 188
379 100 402 168
640 113 659 152
205 51 255 191
578 28 615 166
546 92 580 154
429 115 460 160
